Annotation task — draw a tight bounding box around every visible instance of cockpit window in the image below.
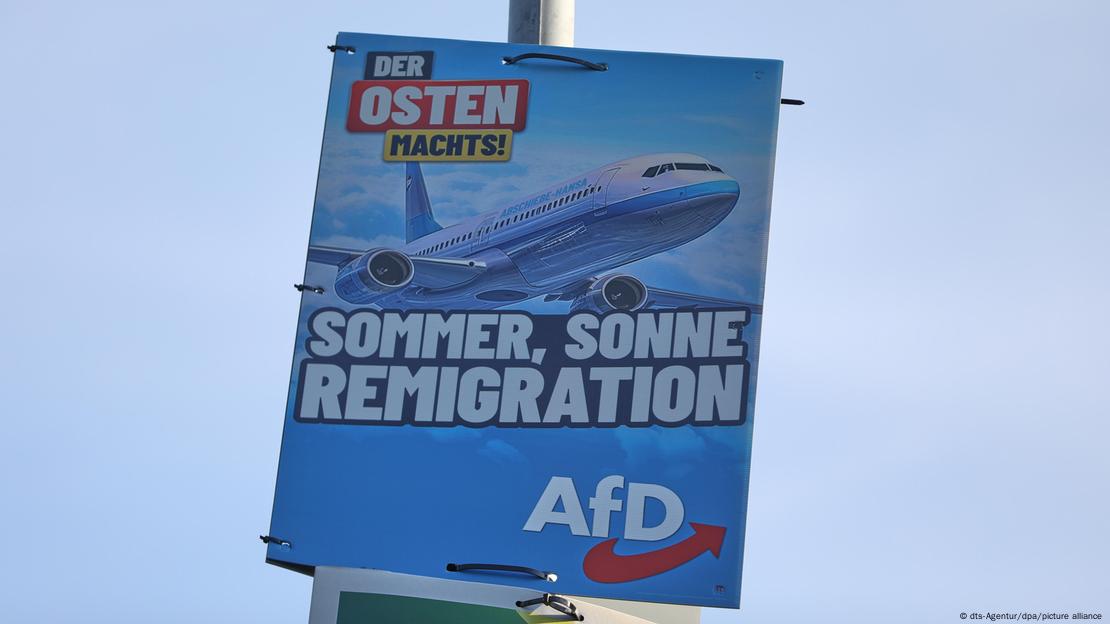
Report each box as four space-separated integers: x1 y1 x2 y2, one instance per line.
645 162 724 176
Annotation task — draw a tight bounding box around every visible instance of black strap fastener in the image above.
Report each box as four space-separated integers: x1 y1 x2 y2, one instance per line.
516 593 584 621
446 562 557 582
294 283 325 294
259 534 291 548
502 52 607 71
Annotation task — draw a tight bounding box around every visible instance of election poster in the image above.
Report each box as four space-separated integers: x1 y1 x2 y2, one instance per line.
267 32 784 608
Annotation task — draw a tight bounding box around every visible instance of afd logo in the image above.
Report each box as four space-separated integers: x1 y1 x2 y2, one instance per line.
523 476 726 583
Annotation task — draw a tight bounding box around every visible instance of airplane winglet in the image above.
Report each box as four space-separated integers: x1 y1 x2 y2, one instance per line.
405 162 443 243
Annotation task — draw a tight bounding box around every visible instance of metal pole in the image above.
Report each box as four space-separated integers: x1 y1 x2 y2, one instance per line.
508 0 574 46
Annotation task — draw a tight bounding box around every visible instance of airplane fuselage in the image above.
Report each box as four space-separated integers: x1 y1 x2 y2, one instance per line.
374 153 740 309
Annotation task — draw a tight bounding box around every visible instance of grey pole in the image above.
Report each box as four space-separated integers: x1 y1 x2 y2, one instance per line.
508 0 574 46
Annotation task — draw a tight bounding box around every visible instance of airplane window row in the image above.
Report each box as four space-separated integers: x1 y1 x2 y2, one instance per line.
416 231 475 256
642 162 724 177
416 184 607 256
484 185 602 234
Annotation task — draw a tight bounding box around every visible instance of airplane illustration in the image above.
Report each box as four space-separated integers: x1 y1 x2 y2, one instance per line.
307 153 761 314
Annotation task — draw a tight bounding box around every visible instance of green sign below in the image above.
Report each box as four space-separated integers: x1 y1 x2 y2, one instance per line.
337 591 566 624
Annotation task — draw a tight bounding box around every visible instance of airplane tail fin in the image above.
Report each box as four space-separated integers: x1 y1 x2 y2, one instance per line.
405 162 443 243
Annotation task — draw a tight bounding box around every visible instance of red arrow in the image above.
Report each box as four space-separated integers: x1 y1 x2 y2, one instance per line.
582 523 726 583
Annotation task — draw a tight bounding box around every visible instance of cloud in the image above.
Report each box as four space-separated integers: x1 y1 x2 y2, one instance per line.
424 427 482 443
678 114 753 132
615 426 707 467
647 236 765 300
477 439 527 465
314 233 405 250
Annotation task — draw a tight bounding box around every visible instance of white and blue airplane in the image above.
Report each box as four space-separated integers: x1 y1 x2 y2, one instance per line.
307 153 761 314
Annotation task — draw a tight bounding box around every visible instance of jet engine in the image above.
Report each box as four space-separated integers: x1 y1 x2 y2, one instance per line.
334 249 414 304
571 275 649 313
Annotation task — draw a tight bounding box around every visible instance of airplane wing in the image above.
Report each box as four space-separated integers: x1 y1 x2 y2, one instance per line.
408 256 486 289
307 245 362 266
556 275 763 315
306 245 486 290
643 286 763 315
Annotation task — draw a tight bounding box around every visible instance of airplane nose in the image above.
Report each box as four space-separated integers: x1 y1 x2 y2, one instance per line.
691 179 739 199
680 178 740 223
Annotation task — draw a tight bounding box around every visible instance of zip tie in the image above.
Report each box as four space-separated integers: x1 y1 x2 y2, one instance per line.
294 283 325 294
502 52 607 71
328 44 355 54
516 593 584 621
447 562 557 582
781 98 805 105
259 534 291 548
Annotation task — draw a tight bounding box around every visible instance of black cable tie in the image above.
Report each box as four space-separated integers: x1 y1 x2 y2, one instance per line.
328 44 355 54
259 534 291 548
515 593 583 621
294 283 326 294
545 594 580 618
781 98 805 105
502 52 607 71
447 562 557 581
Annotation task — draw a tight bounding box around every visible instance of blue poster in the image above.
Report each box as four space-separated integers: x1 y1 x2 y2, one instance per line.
267 32 783 608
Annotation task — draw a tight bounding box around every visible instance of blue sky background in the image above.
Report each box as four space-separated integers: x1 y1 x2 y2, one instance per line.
1 1 1108 622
